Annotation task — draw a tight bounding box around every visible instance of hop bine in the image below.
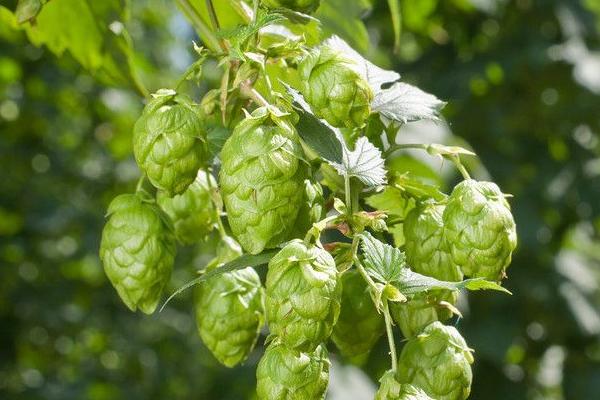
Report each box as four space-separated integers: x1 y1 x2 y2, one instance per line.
219 107 308 254
133 90 209 196
100 193 176 314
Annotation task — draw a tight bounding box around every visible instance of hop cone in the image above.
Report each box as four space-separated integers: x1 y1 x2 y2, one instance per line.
195 236 265 367
256 339 329 400
99 194 176 314
157 169 217 245
133 90 208 195
261 0 321 14
444 179 517 281
299 45 373 128
290 179 324 239
393 203 463 338
219 107 308 254
375 371 433 400
397 322 474 400
332 270 384 362
266 240 341 351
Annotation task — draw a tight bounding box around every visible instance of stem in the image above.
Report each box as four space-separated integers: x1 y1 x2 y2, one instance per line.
344 175 352 216
384 143 428 157
205 0 229 52
135 175 146 193
204 169 228 239
383 298 398 372
175 0 222 53
240 81 270 107
450 155 472 180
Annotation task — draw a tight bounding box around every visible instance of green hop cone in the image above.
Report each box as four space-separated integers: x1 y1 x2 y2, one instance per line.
195 236 265 367
443 179 517 281
397 321 474 400
266 240 341 351
99 193 176 314
261 0 321 14
256 339 329 400
299 45 373 128
331 270 384 363
157 169 217 245
375 371 433 400
290 179 324 239
393 203 463 338
133 89 208 195
219 107 308 254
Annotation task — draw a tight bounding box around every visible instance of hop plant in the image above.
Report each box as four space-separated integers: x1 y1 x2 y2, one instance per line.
393 203 463 338
219 107 308 254
444 179 517 281
99 193 176 314
332 270 384 362
397 322 474 400
156 169 217 245
256 339 329 400
375 371 433 400
195 236 265 367
261 0 321 14
299 44 373 128
133 90 208 195
265 240 341 351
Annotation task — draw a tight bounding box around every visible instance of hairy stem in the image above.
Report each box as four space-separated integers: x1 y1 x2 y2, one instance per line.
383 298 398 372
205 0 229 52
344 175 352 216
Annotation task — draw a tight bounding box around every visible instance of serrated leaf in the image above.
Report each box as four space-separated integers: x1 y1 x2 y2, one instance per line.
219 9 284 58
159 249 278 311
359 231 406 284
323 35 400 91
393 268 511 296
372 82 446 124
331 137 387 187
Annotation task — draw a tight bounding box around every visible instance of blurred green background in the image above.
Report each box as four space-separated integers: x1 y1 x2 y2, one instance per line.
1 0 600 399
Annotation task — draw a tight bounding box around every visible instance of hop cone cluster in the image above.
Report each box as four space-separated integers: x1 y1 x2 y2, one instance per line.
195 236 265 367
265 240 341 351
256 339 329 400
332 270 384 362
397 322 474 400
444 179 517 281
219 107 308 254
393 203 462 338
100 194 176 314
375 371 433 400
133 90 208 195
157 169 217 245
261 0 321 14
299 45 373 128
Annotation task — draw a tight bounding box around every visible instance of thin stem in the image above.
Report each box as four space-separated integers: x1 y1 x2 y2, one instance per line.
240 81 270 107
384 143 427 157
451 155 472 180
205 0 229 52
135 175 146 193
344 175 352 216
175 0 222 53
383 298 398 372
204 169 228 239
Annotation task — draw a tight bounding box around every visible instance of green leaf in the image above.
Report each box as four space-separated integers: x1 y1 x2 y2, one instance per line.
284 83 345 164
220 9 285 59
359 231 406 284
330 137 387 187
425 143 476 158
12 0 146 93
392 173 447 201
393 268 511 296
315 0 370 53
15 0 43 24
207 125 232 156
366 186 415 218
159 249 278 311
386 0 402 53
371 82 446 123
